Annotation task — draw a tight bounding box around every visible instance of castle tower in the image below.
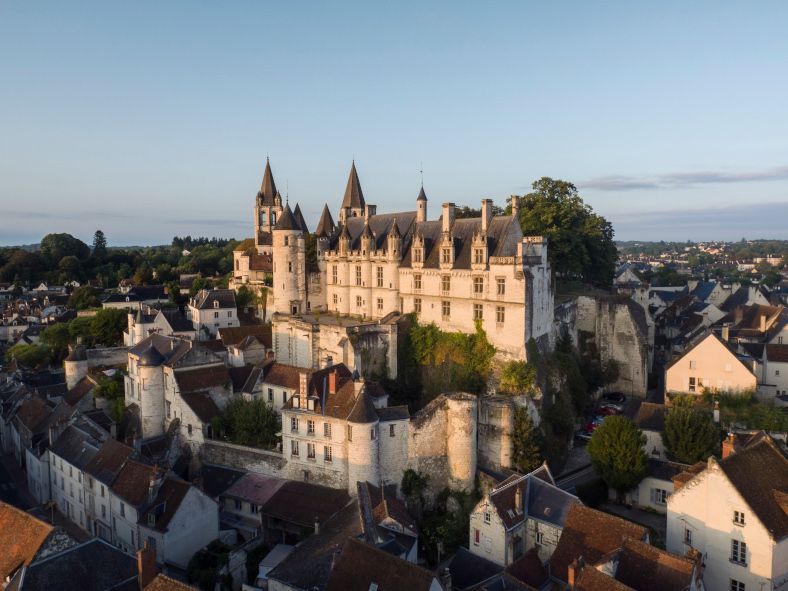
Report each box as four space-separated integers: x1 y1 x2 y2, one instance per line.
137 343 166 438
272 203 307 315
346 386 381 491
254 158 284 252
64 345 88 389
446 393 478 492
338 161 366 224
416 186 428 223
360 220 374 258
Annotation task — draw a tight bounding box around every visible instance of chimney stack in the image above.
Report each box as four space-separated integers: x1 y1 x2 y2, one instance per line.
721 324 730 342
567 557 583 589
442 202 455 234
314 517 320 535
137 541 157 591
511 195 520 220
514 485 522 513
299 371 309 396
328 370 337 394
722 432 738 459
481 199 493 233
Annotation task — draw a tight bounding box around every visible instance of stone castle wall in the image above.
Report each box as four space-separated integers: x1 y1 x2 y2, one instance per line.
202 440 286 477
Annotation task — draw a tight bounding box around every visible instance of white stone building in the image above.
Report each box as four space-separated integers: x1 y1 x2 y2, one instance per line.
235 160 554 364
468 464 578 566
187 288 239 340
666 435 788 591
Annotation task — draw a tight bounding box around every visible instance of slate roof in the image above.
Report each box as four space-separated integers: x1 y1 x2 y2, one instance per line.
200 464 246 498
223 473 286 505
181 391 221 423
257 158 278 206
504 548 549 590
12 538 138 591
158 308 194 332
341 162 366 210
14 397 52 434
447 546 503 590
64 376 97 407
174 365 231 393
690 280 716 301
315 205 336 237
129 334 192 368
273 203 299 231
548 505 648 583
375 405 409 421
218 324 272 348
324 538 435 591
329 212 417 253
50 425 102 471
191 288 236 310
716 437 788 540
646 459 689 481
228 365 254 393
293 204 309 233
0 501 54 581
84 438 133 485
633 402 666 432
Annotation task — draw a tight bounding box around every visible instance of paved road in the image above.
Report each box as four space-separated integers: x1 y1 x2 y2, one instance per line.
0 459 30 510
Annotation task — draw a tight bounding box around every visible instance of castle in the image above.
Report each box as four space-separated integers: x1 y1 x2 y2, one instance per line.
233 159 555 366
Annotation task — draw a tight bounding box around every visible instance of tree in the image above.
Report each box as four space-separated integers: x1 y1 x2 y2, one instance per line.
513 178 617 287
511 407 542 473
58 256 83 281
588 416 648 500
40 233 90 264
499 360 537 395
67 285 100 310
92 230 107 260
89 308 127 346
664 406 719 463
4 343 51 367
222 399 280 448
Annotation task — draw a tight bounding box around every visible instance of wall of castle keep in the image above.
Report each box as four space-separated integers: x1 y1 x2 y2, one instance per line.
477 395 540 473
202 440 286 477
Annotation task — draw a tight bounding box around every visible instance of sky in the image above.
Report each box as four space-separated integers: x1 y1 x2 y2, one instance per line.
1 1 787 246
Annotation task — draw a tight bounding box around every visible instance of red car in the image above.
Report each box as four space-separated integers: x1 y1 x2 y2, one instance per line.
595 405 621 416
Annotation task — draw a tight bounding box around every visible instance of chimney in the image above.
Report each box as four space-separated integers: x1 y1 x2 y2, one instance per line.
722 433 738 459
514 485 522 513
148 468 163 505
314 516 320 535
760 314 767 332
481 199 493 233
328 370 337 394
721 324 730 342
440 567 452 591
567 557 584 589
364 204 376 219
713 400 720 424
442 202 455 234
510 195 520 220
299 371 309 396
137 541 157 590
735 307 743 324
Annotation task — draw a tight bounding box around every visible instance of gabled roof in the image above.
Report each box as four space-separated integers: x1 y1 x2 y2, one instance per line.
191 288 236 310
218 324 272 349
324 538 435 591
341 162 365 210
612 537 697 591
84 438 133 485
548 505 648 583
50 425 102 471
64 376 97 407
181 391 221 423
14 397 52 434
144 574 198 591
174 365 231 394
257 158 278 206
261 480 350 528
315 205 336 237
139 477 192 532
111 460 156 508
0 501 54 581
223 472 286 505
665 330 754 376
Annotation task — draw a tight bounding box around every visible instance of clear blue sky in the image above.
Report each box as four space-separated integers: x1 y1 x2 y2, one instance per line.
2 1 787 245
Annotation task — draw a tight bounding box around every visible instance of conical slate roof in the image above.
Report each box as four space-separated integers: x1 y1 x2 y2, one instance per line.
315 205 336 237
360 220 374 239
292 204 309 233
138 342 165 367
339 223 351 240
417 186 428 201
257 158 278 206
341 161 365 210
389 218 401 238
274 203 299 231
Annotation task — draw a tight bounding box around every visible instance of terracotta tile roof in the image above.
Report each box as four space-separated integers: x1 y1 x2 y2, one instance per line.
366 483 418 534
140 477 191 532
218 324 272 348
144 574 198 591
324 538 435 591
261 480 350 528
717 437 788 540
260 361 302 390
0 501 53 580
174 365 231 393
84 438 133 485
50 425 102 470
549 505 648 583
766 343 788 363
574 563 632 591
181 391 221 423
111 460 156 508
14 397 51 433
247 251 272 272
633 402 666 432
613 538 696 591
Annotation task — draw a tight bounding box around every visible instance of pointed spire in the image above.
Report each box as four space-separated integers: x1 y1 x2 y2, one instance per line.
389 217 401 238
293 204 309 233
339 223 351 240
341 161 366 210
315 204 336 238
258 159 278 205
274 203 299 231
361 220 374 239
417 186 428 202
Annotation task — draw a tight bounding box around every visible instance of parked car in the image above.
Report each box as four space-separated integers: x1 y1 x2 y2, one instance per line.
575 430 593 442
596 404 622 415
602 392 626 404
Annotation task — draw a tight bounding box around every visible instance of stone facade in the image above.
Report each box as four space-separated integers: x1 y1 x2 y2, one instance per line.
576 295 649 397
477 395 540 473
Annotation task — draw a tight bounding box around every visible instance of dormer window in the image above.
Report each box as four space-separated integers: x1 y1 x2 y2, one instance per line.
413 248 422 263
442 248 451 264
474 248 485 264
213 300 219 309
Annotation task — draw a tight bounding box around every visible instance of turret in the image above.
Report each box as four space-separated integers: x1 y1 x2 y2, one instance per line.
360 221 374 257
416 186 428 223
481 198 493 233
387 219 402 261
346 386 381 491
272 203 307 315
339 224 351 257
64 345 88 389
137 342 166 438
439 203 455 269
339 161 366 224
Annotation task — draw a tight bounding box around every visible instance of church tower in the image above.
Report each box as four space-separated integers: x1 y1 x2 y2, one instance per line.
338 161 366 224
272 203 307 315
254 158 284 253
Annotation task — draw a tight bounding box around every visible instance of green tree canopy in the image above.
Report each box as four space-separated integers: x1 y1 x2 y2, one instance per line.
513 178 617 287
499 360 537 395
663 406 719 464
588 416 648 499
67 285 101 310
92 230 108 260
40 233 90 264
511 407 542 473
220 398 280 448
